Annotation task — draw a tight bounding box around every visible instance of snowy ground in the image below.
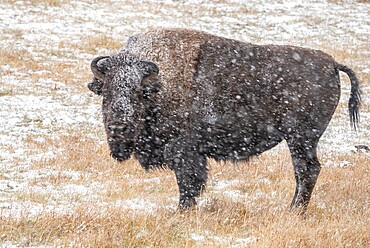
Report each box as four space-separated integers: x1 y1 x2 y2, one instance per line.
0 0 369 246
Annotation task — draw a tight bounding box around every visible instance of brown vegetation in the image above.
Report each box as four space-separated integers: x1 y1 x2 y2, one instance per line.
1 136 369 246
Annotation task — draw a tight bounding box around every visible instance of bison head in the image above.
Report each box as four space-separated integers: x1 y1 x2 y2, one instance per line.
89 51 160 161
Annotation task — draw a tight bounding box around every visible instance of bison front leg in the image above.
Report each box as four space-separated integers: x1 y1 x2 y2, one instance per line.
165 139 208 210
287 139 321 214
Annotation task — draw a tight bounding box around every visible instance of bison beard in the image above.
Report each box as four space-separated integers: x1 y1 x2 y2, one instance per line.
88 28 361 214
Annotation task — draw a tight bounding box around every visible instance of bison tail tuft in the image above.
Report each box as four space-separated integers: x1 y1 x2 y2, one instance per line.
335 63 362 131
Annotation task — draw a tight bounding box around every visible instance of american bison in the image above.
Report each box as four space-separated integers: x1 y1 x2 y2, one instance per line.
88 29 361 213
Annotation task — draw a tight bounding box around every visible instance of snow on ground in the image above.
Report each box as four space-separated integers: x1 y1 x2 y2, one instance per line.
0 1 369 243
190 230 257 247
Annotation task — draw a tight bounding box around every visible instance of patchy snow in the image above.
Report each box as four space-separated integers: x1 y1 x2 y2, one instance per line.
114 198 158 214
324 159 351 168
213 179 241 191
190 230 257 247
0 93 101 166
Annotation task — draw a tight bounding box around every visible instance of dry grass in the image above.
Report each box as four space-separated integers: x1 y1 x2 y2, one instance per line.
65 34 123 55
1 132 369 247
0 46 85 92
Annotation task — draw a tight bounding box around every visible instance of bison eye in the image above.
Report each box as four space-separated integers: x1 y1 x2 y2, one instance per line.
108 124 128 134
142 83 161 98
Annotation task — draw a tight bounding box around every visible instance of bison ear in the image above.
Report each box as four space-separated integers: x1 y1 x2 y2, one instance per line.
91 56 111 80
137 60 159 78
88 77 104 95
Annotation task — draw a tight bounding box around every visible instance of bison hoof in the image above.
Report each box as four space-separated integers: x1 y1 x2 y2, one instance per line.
290 202 308 215
179 197 197 211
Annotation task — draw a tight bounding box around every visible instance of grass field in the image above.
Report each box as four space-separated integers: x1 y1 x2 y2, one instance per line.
0 0 369 247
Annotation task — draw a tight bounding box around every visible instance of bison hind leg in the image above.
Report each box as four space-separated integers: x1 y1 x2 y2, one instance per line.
286 136 321 214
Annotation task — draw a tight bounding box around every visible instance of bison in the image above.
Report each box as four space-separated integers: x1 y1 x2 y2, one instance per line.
88 29 361 213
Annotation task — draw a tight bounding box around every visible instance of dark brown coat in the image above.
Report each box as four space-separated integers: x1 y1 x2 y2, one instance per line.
88 28 361 213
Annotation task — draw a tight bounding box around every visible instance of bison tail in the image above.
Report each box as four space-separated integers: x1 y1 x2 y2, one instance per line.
335 63 362 131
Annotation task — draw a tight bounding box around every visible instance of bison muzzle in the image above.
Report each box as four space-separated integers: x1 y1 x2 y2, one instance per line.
88 29 361 214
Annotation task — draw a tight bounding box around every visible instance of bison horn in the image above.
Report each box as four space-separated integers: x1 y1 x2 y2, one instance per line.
91 56 110 80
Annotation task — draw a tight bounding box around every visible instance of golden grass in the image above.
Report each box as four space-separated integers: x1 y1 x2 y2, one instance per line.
65 34 123 55
0 46 81 89
1 131 368 247
0 32 123 91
